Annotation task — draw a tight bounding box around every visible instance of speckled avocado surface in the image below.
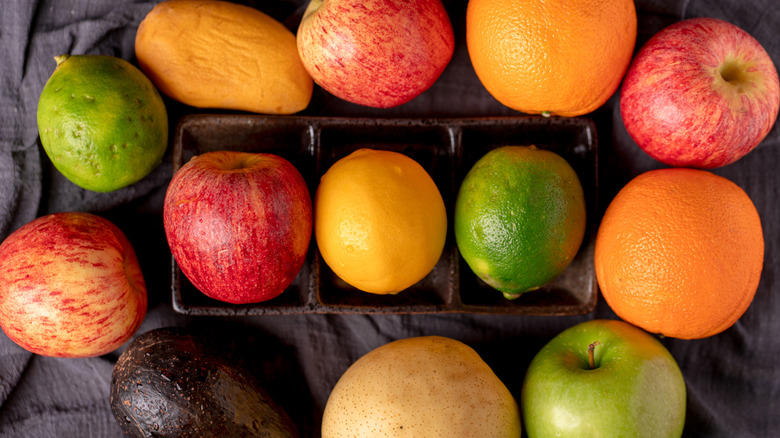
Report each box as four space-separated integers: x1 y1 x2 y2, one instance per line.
110 327 298 438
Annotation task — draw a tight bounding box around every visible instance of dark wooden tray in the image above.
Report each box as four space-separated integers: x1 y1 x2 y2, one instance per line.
170 115 598 316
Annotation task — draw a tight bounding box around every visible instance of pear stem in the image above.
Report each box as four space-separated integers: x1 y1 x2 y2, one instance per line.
588 341 600 370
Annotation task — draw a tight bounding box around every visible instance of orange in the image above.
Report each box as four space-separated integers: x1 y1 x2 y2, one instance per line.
37 55 168 192
595 168 764 339
454 146 586 299
466 0 637 117
314 149 447 294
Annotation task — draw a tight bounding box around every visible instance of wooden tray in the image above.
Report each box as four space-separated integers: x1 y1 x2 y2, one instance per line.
170 115 598 316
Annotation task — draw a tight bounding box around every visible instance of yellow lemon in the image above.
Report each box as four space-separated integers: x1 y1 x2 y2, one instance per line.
315 149 447 294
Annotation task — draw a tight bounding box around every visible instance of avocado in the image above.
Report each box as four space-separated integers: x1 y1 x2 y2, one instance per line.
110 327 298 437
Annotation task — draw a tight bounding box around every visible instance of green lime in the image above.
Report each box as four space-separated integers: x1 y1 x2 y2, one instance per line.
454 145 586 299
37 54 168 192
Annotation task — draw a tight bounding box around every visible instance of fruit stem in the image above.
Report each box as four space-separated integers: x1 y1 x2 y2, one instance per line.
588 341 600 370
54 54 70 67
302 0 323 20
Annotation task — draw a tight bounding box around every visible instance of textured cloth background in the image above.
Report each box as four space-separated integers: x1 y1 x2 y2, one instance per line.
1 0 778 437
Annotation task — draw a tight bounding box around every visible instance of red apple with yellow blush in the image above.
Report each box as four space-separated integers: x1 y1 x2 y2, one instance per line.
0 212 147 358
620 17 780 168
164 151 312 305
296 0 455 108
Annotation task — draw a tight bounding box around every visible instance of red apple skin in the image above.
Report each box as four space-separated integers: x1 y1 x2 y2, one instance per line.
0 212 147 358
620 17 780 168
164 151 312 304
296 0 455 109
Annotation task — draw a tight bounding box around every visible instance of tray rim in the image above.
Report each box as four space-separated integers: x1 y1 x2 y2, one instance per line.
170 114 599 316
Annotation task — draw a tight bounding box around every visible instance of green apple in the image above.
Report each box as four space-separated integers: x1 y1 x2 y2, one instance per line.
521 319 686 437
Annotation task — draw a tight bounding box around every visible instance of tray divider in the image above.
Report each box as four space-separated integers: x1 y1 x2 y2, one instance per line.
445 122 464 310
305 120 323 310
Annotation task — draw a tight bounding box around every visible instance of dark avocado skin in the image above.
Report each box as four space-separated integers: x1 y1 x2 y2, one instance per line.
110 327 298 437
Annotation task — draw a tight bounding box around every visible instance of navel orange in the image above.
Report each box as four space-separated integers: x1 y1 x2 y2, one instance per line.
595 168 764 339
466 0 637 117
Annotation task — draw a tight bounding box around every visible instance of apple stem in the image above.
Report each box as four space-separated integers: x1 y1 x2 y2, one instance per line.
302 0 323 20
588 341 600 370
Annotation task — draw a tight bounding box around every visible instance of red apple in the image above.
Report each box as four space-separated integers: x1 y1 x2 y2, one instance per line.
0 212 147 358
620 17 780 168
164 151 312 304
296 0 455 108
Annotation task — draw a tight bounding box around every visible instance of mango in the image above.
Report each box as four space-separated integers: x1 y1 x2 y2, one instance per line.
135 0 313 114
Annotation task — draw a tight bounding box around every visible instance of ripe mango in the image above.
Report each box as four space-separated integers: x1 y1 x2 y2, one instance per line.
135 0 313 114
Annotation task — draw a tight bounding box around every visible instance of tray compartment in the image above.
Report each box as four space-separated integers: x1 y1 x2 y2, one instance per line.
314 120 457 313
454 118 598 315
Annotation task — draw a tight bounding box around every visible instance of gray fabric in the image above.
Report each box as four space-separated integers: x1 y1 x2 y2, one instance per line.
1 0 778 437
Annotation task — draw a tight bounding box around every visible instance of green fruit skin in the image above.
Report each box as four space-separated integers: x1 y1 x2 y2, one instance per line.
37 55 168 192
454 145 586 298
521 319 686 438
